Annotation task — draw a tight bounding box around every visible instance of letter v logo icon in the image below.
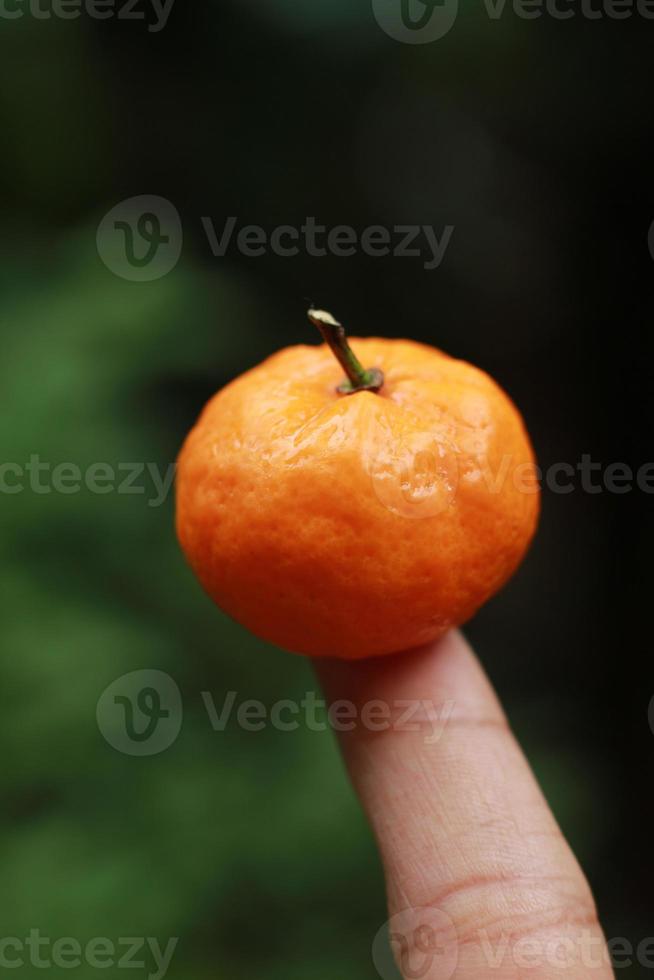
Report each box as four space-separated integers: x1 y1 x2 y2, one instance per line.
373 0 458 42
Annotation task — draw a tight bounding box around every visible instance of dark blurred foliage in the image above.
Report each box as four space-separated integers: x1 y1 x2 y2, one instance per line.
0 2 653 977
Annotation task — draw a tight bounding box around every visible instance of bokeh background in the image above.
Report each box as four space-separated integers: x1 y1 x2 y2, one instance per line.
1 2 653 977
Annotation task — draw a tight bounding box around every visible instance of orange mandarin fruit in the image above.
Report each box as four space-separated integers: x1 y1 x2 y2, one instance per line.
176 310 539 658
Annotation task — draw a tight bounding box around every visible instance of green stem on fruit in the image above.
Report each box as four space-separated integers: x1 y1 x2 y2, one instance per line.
307 308 384 394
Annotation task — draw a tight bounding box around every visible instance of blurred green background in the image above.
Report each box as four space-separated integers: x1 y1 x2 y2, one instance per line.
1 2 652 977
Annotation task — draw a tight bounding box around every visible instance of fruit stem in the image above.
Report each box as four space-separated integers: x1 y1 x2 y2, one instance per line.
307 308 384 394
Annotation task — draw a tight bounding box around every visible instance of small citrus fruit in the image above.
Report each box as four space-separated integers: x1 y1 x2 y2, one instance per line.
176 310 539 659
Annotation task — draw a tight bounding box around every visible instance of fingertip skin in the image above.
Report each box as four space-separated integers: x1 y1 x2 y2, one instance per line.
315 632 611 979
176 338 539 658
